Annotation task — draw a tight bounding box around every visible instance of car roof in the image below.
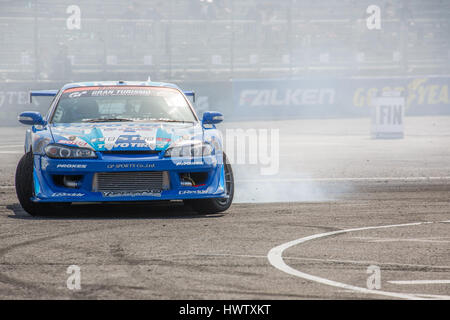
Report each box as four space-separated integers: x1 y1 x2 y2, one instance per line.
61 81 180 91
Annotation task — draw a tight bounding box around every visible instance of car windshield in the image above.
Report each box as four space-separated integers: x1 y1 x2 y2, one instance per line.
51 86 197 123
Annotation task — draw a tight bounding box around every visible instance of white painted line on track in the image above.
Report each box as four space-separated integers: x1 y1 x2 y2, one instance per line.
0 151 23 154
238 177 450 183
0 145 23 148
199 253 450 271
267 220 450 300
369 239 450 243
351 236 450 243
283 256 450 270
410 294 450 300
388 280 450 285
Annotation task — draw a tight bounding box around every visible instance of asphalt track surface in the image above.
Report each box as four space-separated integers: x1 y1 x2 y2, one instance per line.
0 117 449 299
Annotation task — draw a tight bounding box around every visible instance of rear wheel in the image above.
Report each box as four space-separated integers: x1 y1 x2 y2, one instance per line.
15 152 61 216
184 153 234 214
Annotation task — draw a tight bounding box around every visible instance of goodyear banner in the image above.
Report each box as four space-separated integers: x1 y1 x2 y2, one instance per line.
232 76 450 119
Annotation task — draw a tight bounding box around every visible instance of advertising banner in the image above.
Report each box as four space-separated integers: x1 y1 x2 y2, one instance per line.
1 77 449 125
232 76 450 120
0 81 65 125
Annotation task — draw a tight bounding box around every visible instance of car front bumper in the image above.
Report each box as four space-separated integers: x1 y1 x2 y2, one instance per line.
31 153 227 203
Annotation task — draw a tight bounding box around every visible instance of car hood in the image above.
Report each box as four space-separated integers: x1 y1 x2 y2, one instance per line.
49 122 203 152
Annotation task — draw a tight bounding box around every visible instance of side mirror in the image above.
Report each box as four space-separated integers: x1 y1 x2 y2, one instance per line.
18 111 46 126
202 111 223 125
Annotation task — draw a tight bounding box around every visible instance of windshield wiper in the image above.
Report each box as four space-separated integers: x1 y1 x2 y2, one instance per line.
149 118 194 123
81 118 134 123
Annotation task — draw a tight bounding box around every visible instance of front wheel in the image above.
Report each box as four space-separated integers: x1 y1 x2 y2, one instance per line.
184 153 234 214
15 152 60 216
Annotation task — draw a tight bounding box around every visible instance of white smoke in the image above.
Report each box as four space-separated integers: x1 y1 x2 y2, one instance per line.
220 120 345 203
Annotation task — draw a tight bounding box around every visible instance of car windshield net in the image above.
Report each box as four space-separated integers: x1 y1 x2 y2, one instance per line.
51 86 197 123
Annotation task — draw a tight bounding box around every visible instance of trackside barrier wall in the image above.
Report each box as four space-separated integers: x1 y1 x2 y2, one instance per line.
1 76 449 125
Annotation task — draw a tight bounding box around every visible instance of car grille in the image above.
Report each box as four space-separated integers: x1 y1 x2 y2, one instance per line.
93 171 168 192
101 150 160 155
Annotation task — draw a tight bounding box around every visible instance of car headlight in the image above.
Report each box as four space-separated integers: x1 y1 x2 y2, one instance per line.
44 144 97 159
164 141 213 158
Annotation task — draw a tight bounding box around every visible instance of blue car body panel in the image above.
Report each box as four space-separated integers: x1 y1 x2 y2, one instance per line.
24 81 227 203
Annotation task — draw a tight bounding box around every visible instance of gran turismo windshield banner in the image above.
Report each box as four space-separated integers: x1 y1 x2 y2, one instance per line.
62 86 178 98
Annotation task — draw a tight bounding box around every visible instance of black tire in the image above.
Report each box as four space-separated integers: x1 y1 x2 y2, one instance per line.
15 152 58 216
184 153 234 214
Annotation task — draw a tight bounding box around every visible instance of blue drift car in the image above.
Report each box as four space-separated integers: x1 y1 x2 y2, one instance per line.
15 81 234 216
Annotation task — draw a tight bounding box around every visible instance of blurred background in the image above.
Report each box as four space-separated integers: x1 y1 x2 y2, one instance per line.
0 0 449 122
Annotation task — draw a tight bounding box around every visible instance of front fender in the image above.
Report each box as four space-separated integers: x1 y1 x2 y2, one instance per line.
28 126 53 155
24 129 32 153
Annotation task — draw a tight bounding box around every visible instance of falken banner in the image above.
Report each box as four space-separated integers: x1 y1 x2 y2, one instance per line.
232 76 450 119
